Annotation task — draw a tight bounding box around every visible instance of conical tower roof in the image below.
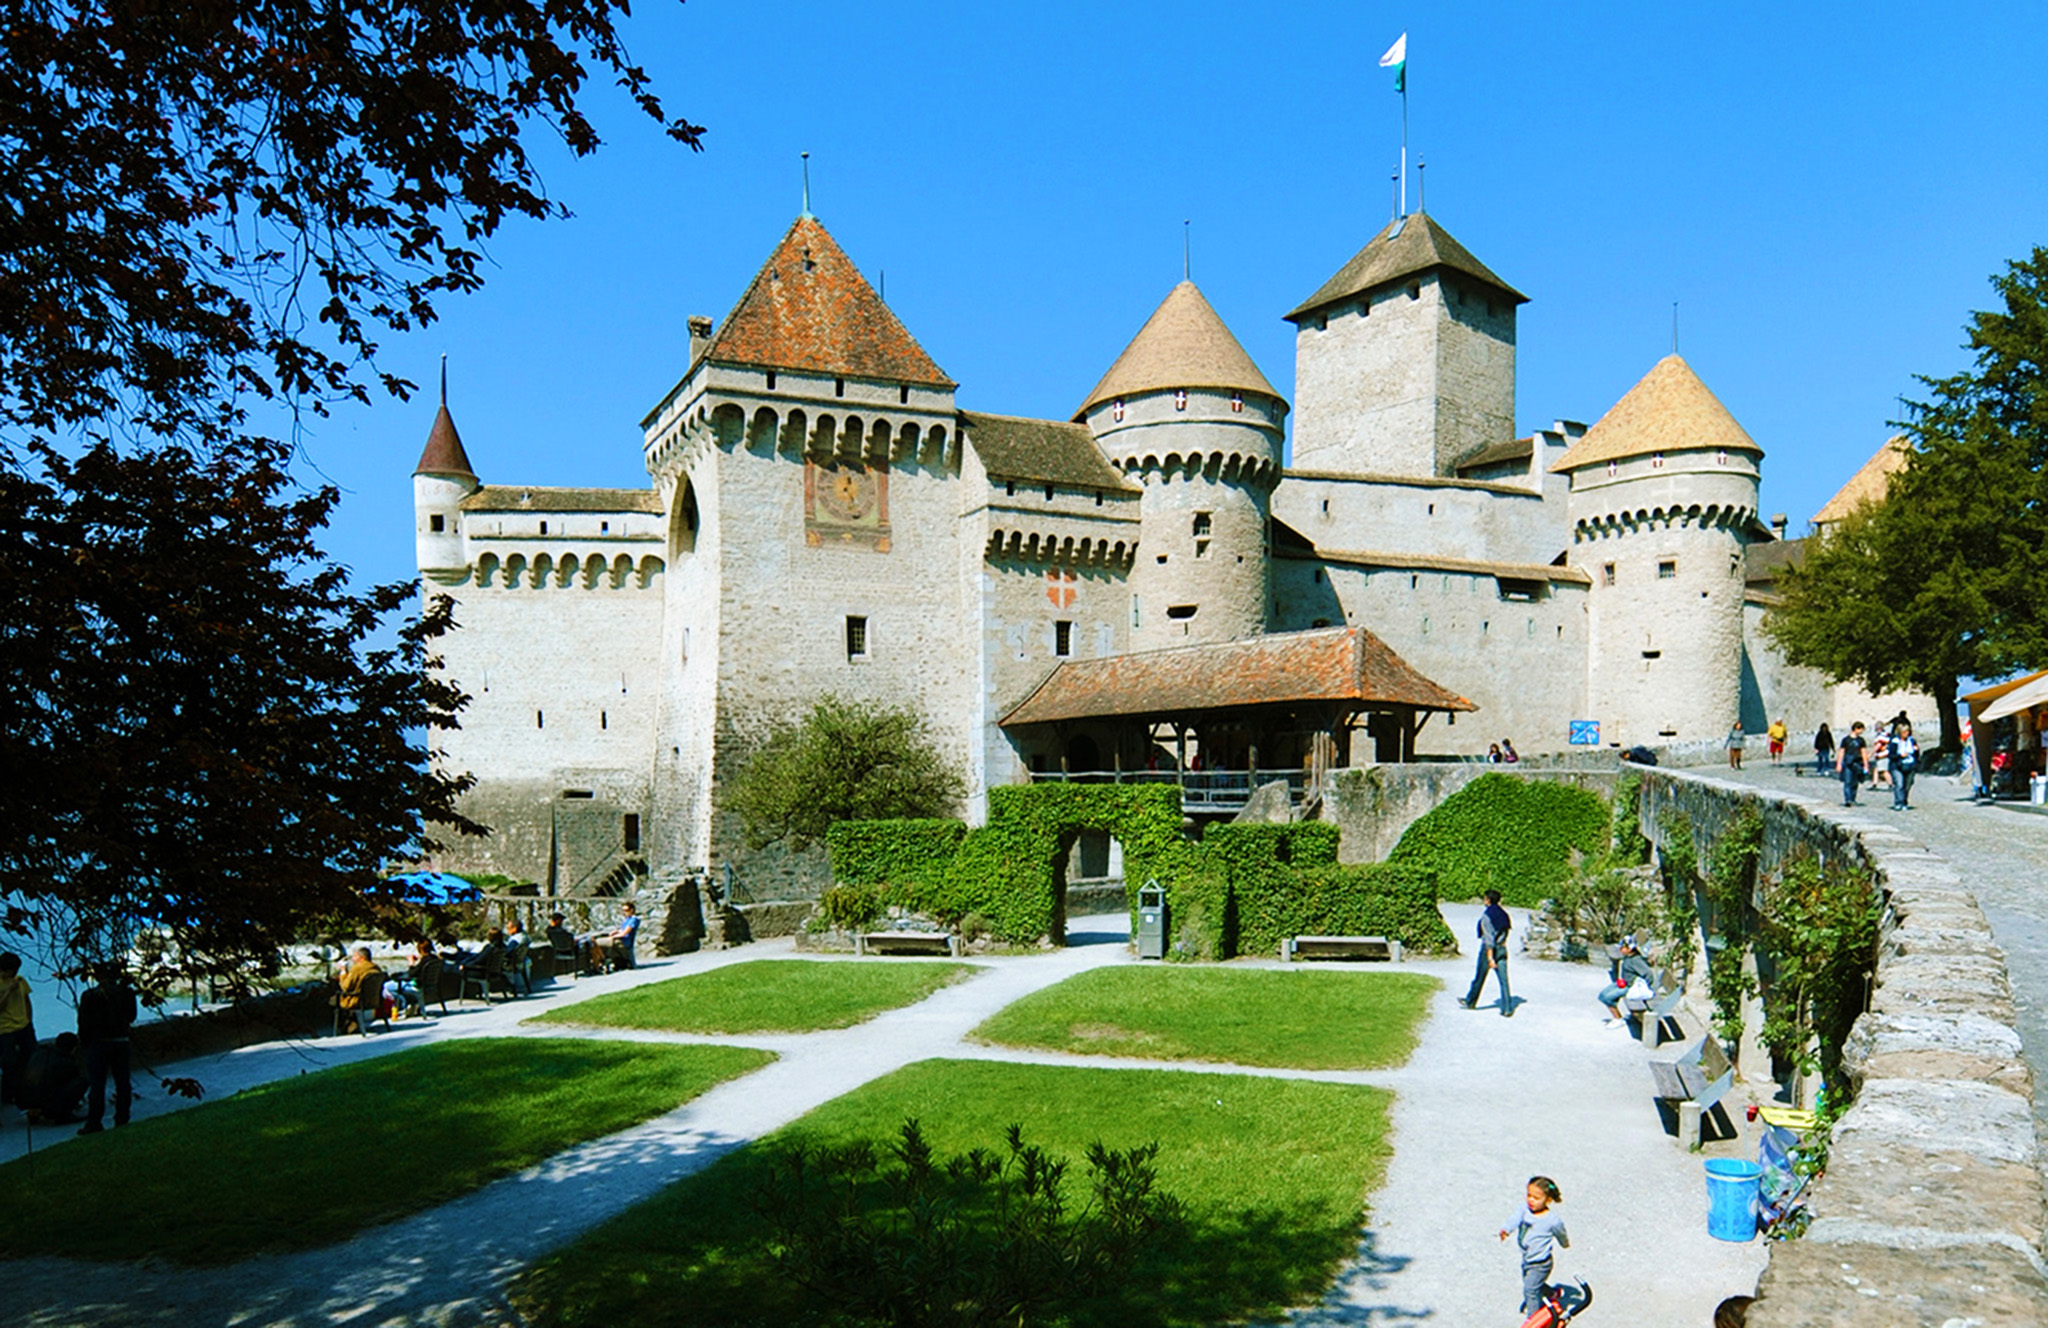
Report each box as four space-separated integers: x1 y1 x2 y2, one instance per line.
1551 355 1762 472
413 402 476 480
1075 281 1282 419
1287 211 1526 323
698 214 953 387
1812 436 1911 525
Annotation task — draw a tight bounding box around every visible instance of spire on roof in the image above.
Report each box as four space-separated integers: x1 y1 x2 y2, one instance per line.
1287 212 1526 323
413 361 476 480
696 215 953 387
1550 355 1762 473
1075 281 1282 419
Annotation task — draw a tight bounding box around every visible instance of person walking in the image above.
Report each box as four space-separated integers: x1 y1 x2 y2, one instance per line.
1499 1175 1569 1318
1766 718 1788 765
0 952 34 1112
1889 721 1921 810
1460 890 1514 1016
1813 723 1835 776
1837 722 1869 807
1726 721 1746 769
75 963 136 1134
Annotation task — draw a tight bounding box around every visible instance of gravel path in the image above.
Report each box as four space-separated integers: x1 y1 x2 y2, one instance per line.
2 910 1768 1327
1706 758 2048 1142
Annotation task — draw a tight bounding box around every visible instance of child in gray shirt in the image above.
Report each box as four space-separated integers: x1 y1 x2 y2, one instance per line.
1500 1175 1568 1316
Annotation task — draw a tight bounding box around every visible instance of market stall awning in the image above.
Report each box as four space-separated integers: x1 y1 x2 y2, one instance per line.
1974 669 2048 723
1000 626 1476 728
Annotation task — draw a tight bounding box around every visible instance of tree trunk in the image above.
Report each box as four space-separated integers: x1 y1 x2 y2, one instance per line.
1934 676 1961 754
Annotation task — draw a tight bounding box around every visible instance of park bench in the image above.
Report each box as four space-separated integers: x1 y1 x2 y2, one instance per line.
1280 935 1403 963
1649 1035 1737 1149
855 931 960 957
1623 968 1686 1046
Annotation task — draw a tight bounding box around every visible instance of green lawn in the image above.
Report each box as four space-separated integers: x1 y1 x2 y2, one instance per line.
969 964 1438 1070
513 1058 1394 1327
529 958 980 1034
0 1039 772 1263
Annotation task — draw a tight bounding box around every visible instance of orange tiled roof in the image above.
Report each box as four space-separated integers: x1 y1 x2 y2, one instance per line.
414 404 475 479
1000 626 1476 727
700 215 954 387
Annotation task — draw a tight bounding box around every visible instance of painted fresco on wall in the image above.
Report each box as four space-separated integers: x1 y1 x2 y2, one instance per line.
805 459 891 552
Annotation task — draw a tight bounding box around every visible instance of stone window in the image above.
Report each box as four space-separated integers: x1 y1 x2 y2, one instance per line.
766 371 777 390
1603 562 1616 586
1231 391 1244 413
600 521 609 533
1362 296 1371 317
1607 460 1618 478
900 384 910 404
1174 388 1188 411
1408 283 1420 300
536 710 545 729
1716 449 1728 465
1094 490 1103 507
1131 595 1141 629
429 514 445 532
1166 604 1197 620
601 710 608 730
540 520 548 535
835 377 846 397
1658 560 1677 579
1421 616 1430 635
1317 314 1329 331
1113 398 1126 422
845 615 869 660
1006 481 1016 497
1192 512 1212 560
1045 483 1056 501
1642 650 1662 660
1312 568 1325 583
561 789 593 799
623 814 641 852
1055 621 1073 657
1652 453 1665 468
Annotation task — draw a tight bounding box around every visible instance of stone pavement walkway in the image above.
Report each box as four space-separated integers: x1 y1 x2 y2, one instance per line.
3 910 1767 1327
1708 758 2048 1142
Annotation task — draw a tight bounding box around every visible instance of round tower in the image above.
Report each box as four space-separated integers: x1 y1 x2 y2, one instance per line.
1075 281 1285 651
413 396 478 577
1555 355 1762 747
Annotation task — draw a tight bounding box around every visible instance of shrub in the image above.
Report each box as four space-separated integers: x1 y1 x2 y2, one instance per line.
749 1118 1185 1328
1236 862 1457 957
728 697 965 851
1386 773 1608 906
1757 853 1880 1094
815 884 884 932
827 819 967 898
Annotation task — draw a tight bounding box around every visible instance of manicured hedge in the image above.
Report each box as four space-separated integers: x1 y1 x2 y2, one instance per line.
1236 863 1457 957
1386 772 1608 907
825 818 966 896
826 785 1187 943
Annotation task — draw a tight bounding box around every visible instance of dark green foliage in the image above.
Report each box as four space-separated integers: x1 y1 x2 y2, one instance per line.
1238 864 1457 958
1765 248 2048 753
1541 773 1664 950
1757 855 1882 1092
729 697 967 852
1659 813 1704 966
825 820 966 900
749 1118 1186 1327
1608 773 1651 867
1386 773 1609 906
1701 813 1764 1045
827 786 1186 944
815 885 886 932
0 441 480 989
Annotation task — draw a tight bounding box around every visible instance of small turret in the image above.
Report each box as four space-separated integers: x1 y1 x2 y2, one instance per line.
1076 282 1285 650
414 385 478 576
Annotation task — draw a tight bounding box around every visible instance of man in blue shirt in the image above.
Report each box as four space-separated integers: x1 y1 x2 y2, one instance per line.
1460 890 1514 1017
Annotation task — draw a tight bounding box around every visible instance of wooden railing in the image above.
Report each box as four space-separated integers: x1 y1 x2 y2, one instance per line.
1026 768 1314 811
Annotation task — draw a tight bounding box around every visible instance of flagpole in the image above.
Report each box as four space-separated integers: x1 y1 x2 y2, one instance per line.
1400 83 1408 217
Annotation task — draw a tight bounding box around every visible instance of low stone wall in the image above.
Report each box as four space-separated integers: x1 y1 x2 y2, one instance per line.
1637 767 2048 1325
1317 763 1621 862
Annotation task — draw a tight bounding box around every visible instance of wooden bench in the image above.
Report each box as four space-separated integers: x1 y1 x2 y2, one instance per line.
1623 970 1686 1047
1649 1035 1737 1148
1281 935 1403 963
855 931 960 957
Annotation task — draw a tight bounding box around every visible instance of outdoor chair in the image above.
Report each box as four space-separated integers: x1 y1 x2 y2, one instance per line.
408 953 448 1016
552 942 580 983
459 948 510 1005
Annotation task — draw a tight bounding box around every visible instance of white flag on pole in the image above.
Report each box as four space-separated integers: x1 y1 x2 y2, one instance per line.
1379 33 1407 68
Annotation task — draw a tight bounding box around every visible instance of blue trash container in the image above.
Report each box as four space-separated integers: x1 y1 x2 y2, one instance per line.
1705 1158 1762 1241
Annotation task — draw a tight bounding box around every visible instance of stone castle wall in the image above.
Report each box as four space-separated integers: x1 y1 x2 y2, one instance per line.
1636 768 2046 1325
1272 471 1567 568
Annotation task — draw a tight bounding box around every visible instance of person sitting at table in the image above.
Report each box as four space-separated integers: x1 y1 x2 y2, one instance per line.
464 928 509 998
335 946 385 1035
390 939 439 1018
544 913 579 977
503 920 532 995
590 902 640 972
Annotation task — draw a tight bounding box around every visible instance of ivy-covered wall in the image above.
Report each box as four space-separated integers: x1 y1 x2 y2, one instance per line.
1384 771 1608 906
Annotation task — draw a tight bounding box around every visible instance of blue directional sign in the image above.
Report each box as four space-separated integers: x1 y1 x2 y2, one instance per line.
1569 719 1601 746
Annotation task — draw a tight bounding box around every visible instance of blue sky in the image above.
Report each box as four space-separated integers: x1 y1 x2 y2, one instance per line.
288 0 2048 593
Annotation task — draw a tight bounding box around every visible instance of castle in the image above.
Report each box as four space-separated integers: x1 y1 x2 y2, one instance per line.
412 207 1904 899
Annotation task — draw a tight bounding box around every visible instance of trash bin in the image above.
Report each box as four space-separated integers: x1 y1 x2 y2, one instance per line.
1136 882 1167 960
1705 1158 1762 1242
